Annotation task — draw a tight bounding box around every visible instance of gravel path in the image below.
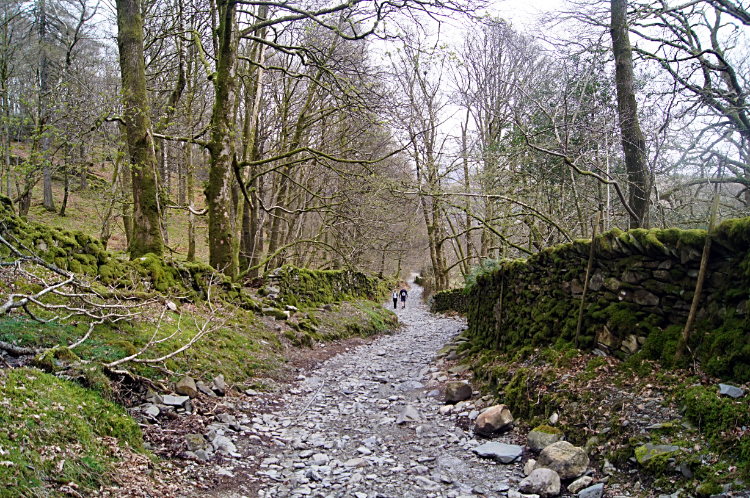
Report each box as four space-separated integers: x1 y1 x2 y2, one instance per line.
250 283 523 498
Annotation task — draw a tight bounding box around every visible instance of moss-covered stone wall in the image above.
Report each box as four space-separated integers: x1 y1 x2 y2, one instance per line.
431 288 468 314
264 265 393 307
466 219 750 381
0 197 258 309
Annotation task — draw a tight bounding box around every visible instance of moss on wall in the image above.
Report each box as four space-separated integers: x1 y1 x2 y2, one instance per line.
465 217 750 382
265 265 393 307
430 288 468 314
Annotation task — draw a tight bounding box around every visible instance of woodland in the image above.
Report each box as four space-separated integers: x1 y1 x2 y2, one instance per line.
0 0 747 290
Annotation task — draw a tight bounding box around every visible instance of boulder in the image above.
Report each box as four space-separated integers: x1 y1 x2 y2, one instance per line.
176 376 199 398
527 425 563 453
445 381 472 404
472 442 523 464
475 404 514 436
519 468 561 498
535 441 589 480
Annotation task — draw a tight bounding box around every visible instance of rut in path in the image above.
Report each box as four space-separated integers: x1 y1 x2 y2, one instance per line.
247 283 524 498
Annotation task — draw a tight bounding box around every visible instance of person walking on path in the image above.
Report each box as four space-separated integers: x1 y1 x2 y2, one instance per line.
392 289 399 309
399 287 408 309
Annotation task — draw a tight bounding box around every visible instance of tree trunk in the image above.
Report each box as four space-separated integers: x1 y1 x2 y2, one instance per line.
186 143 195 262
59 155 69 216
39 0 55 213
116 0 163 258
206 0 238 277
611 0 650 229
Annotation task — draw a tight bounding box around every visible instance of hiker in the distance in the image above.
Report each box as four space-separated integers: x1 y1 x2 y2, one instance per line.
399 287 408 309
392 289 399 309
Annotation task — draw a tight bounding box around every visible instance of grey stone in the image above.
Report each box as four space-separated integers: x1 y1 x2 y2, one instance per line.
176 376 199 398
194 449 210 462
475 404 514 436
527 426 563 453
634 443 679 464
396 405 423 424
445 381 472 404
621 334 639 354
472 442 523 463
212 374 227 396
578 483 605 498
396 380 424 391
524 459 536 476
162 394 190 406
568 476 593 494
634 289 659 306
144 404 160 417
519 468 561 498
719 384 745 398
679 462 694 479
344 457 367 467
185 433 206 451
196 381 216 397
536 441 589 480
212 434 237 454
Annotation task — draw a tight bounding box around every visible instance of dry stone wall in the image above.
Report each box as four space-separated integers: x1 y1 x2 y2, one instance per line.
263 265 393 307
431 288 469 314
465 219 750 381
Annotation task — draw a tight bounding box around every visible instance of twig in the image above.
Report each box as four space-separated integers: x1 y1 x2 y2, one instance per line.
297 381 326 418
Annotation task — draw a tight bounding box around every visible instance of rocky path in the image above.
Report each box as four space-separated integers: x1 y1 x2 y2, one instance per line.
245 284 522 498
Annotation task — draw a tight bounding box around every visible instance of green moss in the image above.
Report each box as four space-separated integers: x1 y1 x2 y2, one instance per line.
31 346 81 373
532 424 562 435
0 368 143 495
678 229 706 247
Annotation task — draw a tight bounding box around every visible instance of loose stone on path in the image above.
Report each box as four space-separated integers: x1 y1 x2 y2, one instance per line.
248 283 526 498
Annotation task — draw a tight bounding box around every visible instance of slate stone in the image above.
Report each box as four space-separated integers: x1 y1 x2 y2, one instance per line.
396 405 423 424
212 374 227 396
196 381 216 397
578 483 605 498
162 394 190 406
212 434 237 454
719 384 745 398
471 442 523 464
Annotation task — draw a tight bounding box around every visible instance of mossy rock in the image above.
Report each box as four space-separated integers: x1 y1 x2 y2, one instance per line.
634 443 680 465
32 346 81 373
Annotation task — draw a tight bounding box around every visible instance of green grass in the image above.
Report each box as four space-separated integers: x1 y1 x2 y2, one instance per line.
0 367 143 496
